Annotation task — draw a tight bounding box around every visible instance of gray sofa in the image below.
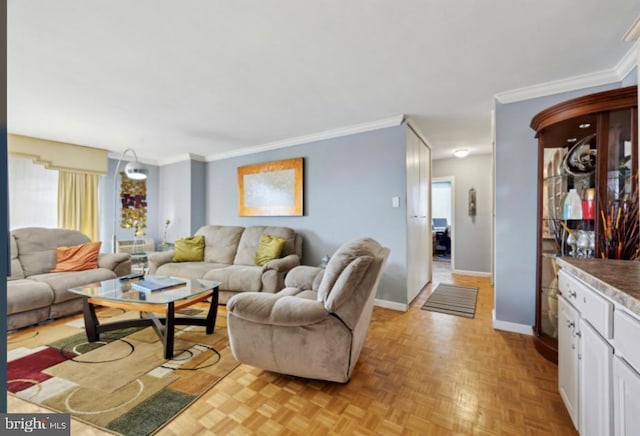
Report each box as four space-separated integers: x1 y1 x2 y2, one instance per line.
7 227 132 331
226 238 389 383
147 225 302 304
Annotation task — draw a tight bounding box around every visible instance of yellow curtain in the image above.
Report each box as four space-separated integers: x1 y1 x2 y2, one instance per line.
57 171 100 241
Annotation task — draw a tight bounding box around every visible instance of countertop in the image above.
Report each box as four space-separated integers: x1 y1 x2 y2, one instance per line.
556 257 640 317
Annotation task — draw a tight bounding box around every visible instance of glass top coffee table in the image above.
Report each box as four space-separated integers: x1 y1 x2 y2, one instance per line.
68 276 221 359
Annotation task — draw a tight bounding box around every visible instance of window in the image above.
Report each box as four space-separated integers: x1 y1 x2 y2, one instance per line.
8 156 58 229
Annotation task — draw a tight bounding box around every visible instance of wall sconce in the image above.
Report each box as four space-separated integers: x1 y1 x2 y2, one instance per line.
468 187 476 216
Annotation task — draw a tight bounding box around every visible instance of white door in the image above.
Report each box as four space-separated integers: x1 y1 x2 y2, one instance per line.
406 127 431 303
613 355 640 435
579 318 613 436
558 296 580 430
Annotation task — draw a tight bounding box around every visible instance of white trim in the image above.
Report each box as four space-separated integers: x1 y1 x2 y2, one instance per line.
405 117 432 149
615 41 640 79
492 310 533 336
158 153 206 166
374 298 408 312
451 269 491 277
495 69 619 104
624 15 640 41
496 42 640 104
205 115 405 162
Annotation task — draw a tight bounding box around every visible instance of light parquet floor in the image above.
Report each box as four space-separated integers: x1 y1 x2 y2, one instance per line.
8 262 577 435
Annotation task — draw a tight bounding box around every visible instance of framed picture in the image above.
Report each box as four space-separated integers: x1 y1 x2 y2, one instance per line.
237 157 303 216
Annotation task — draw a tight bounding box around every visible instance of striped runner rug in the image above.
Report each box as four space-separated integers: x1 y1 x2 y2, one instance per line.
421 283 478 318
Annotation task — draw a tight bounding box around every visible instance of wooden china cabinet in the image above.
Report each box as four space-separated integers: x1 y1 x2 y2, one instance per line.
530 86 638 362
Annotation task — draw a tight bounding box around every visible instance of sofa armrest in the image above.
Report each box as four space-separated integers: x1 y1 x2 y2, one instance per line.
263 254 300 273
284 265 324 291
98 252 130 271
227 291 329 327
147 251 174 274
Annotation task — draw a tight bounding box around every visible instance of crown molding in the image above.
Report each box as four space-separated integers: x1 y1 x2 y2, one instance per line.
615 41 639 78
624 15 640 41
157 153 206 166
495 68 620 104
205 115 405 162
495 41 639 104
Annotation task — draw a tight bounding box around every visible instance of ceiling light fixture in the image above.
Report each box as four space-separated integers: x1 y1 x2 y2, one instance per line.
579 123 591 129
453 149 470 158
567 138 578 143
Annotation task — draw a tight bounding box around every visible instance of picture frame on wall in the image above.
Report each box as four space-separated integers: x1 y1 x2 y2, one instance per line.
237 157 303 216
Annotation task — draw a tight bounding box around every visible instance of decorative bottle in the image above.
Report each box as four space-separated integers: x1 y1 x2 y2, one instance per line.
563 189 583 220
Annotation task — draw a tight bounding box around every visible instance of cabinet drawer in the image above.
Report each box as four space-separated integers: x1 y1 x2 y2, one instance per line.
615 309 640 373
558 270 613 338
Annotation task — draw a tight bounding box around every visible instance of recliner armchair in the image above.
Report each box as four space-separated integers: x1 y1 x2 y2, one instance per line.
226 238 389 383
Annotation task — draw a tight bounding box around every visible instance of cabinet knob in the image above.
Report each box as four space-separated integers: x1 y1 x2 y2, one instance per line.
567 321 575 329
568 290 577 298
574 330 581 338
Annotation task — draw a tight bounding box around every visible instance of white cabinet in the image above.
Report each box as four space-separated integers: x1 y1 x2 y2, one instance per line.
579 318 613 436
406 126 431 304
612 307 640 436
558 267 640 436
613 355 640 435
558 295 580 429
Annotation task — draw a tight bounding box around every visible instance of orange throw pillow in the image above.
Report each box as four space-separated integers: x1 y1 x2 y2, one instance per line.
51 241 102 272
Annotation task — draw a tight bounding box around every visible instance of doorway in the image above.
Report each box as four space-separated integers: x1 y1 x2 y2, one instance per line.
432 178 453 269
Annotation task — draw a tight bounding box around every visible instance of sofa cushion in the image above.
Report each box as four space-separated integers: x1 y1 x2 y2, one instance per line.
8 234 24 281
7 279 54 314
172 236 205 262
196 225 245 264
30 268 117 304
51 241 101 272
156 261 226 279
12 228 90 277
234 226 296 266
255 234 286 266
203 265 263 292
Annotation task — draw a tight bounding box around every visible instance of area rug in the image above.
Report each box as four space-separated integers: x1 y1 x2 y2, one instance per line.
7 308 240 435
421 283 478 318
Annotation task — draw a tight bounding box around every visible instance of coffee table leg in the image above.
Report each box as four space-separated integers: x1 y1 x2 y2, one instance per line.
83 298 99 342
205 289 219 334
164 302 175 359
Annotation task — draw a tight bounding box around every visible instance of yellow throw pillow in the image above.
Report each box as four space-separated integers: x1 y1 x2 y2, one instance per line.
172 235 205 262
255 234 287 266
51 241 102 272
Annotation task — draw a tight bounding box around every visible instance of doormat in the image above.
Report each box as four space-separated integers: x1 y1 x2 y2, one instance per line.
7 309 239 435
421 283 478 318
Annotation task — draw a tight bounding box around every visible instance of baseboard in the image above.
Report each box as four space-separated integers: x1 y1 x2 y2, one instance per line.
374 299 408 312
492 309 533 335
451 269 492 277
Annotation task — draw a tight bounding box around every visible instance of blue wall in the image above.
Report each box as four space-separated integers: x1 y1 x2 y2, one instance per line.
494 82 622 327
206 126 409 304
433 154 493 274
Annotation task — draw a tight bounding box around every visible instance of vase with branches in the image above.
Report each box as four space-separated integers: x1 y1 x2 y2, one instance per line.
599 177 640 260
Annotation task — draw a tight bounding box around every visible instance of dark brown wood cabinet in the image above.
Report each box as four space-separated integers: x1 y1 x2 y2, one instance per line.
530 86 638 362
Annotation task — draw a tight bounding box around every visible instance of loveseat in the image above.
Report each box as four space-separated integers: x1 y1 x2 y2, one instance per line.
7 227 132 330
147 225 302 303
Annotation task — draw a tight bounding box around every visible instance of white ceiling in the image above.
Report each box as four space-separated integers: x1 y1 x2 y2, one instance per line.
7 0 640 164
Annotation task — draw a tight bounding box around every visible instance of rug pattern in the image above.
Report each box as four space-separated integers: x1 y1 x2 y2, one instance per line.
421 283 479 318
7 308 239 435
